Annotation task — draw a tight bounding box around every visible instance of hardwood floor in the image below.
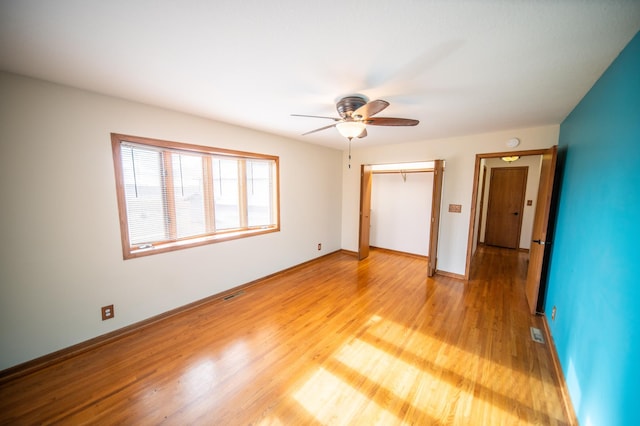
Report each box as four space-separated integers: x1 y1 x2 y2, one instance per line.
0 247 570 425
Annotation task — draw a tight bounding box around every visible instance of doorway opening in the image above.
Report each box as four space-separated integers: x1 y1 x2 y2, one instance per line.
465 148 549 280
358 160 444 276
466 147 559 315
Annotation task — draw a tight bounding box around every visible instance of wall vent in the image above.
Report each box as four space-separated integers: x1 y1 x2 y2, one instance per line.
223 290 245 301
530 327 545 344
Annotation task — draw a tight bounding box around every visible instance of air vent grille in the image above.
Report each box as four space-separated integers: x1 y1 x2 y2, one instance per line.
530 327 545 344
222 290 245 301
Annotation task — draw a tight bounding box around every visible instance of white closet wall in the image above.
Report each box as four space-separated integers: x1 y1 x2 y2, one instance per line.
370 172 433 256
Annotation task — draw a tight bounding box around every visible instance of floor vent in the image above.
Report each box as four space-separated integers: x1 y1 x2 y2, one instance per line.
530 327 545 344
223 290 245 301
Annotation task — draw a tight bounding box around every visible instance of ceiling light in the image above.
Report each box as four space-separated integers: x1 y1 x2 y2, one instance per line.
336 121 366 140
501 156 520 162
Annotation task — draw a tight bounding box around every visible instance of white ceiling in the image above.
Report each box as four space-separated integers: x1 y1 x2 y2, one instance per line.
1 1 639 150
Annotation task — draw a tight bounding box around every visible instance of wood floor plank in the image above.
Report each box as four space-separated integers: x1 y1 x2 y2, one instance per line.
0 247 570 425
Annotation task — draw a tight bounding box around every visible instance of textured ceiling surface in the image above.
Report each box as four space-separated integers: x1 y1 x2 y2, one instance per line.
1 1 639 149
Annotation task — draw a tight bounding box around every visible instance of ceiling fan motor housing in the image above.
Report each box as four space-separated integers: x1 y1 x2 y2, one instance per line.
336 96 367 119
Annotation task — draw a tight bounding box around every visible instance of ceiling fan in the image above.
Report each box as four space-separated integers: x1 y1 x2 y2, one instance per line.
292 95 419 140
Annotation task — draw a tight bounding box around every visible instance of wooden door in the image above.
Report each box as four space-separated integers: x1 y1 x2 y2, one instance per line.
428 160 444 276
526 146 558 314
358 165 372 260
484 167 528 249
476 165 488 248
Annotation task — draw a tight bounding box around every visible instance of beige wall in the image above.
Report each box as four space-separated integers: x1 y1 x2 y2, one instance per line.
0 73 343 369
340 125 559 275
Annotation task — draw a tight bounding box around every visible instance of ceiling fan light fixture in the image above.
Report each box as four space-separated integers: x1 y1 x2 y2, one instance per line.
336 121 366 139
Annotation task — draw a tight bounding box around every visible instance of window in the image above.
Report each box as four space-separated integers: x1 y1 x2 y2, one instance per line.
111 133 279 259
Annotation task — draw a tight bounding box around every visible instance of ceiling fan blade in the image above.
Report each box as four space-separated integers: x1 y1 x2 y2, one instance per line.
352 99 389 119
301 122 341 136
357 128 367 138
365 117 419 126
291 114 341 121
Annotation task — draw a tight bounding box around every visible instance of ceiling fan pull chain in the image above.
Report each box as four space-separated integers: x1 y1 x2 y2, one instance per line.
348 139 352 169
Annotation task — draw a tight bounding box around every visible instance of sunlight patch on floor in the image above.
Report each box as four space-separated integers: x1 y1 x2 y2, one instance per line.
335 337 423 400
294 313 542 424
365 314 543 399
293 367 402 425
255 416 285 426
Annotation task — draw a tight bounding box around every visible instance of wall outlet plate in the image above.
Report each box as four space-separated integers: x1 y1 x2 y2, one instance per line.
101 304 114 321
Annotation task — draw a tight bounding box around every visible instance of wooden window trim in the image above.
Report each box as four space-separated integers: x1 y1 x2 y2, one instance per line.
162 151 178 240
238 159 248 229
202 156 216 234
111 133 280 260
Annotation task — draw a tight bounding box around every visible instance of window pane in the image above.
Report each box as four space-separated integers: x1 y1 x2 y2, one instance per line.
212 158 240 230
247 160 273 227
121 146 167 245
113 133 280 259
172 153 206 238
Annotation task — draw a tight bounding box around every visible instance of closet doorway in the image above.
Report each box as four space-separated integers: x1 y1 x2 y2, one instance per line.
358 160 444 276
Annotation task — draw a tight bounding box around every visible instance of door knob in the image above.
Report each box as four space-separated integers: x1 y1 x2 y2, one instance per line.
532 239 550 245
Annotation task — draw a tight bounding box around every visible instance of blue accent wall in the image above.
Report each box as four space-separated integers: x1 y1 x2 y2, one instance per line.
546 31 640 426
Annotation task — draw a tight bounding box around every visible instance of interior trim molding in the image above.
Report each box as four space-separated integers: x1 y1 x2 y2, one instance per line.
541 314 579 426
369 246 428 260
0 250 342 385
435 270 466 280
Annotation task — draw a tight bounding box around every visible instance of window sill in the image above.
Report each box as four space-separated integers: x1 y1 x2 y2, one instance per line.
123 226 279 260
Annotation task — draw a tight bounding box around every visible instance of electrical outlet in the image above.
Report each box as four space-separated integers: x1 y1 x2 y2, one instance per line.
317 243 322 251
551 306 557 321
101 304 114 321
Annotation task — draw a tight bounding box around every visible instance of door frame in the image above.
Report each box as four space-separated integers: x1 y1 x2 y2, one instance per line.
464 148 549 280
358 160 443 276
428 160 444 276
358 164 373 260
475 165 488 248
